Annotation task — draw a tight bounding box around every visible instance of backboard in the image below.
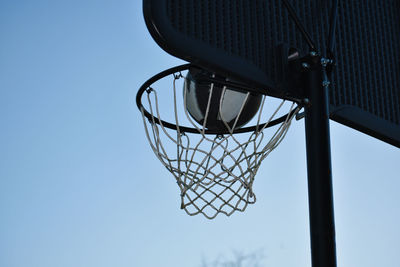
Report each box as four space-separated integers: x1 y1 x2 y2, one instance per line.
143 0 400 148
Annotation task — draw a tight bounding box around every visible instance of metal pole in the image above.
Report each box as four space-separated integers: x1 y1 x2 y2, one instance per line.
304 55 337 267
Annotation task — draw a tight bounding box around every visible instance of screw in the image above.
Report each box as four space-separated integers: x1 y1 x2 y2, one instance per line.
310 51 318 57
302 62 310 69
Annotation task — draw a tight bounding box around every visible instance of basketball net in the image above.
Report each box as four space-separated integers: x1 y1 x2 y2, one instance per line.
139 67 300 219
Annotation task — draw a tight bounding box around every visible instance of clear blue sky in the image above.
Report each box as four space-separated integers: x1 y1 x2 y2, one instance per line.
1 1 399 267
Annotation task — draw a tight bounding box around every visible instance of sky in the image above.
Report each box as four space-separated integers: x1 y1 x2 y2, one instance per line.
0 1 399 267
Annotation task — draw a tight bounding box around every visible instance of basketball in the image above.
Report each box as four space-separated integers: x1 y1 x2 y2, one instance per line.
184 68 263 131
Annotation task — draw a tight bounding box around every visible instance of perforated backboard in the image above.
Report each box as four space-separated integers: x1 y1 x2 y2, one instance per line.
143 0 400 147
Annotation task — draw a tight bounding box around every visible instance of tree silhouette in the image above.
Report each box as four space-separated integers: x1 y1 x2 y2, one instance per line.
201 249 265 267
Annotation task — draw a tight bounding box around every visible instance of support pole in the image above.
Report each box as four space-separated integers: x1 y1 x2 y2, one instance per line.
304 55 337 267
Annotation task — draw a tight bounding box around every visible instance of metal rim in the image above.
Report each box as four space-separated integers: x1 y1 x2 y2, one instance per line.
136 64 301 134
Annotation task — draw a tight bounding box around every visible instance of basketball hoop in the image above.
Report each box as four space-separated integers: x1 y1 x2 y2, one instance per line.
136 64 301 219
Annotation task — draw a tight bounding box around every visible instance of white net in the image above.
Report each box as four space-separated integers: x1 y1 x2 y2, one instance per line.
139 68 300 219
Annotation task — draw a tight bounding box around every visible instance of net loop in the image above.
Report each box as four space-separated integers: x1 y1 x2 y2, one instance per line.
146 87 153 94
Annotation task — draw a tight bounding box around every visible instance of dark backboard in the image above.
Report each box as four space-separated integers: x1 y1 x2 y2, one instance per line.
143 0 400 148
329 1 400 148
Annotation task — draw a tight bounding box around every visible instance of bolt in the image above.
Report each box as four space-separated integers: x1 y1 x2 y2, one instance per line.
322 80 331 87
302 98 310 106
321 58 334 67
310 51 318 57
302 62 310 69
